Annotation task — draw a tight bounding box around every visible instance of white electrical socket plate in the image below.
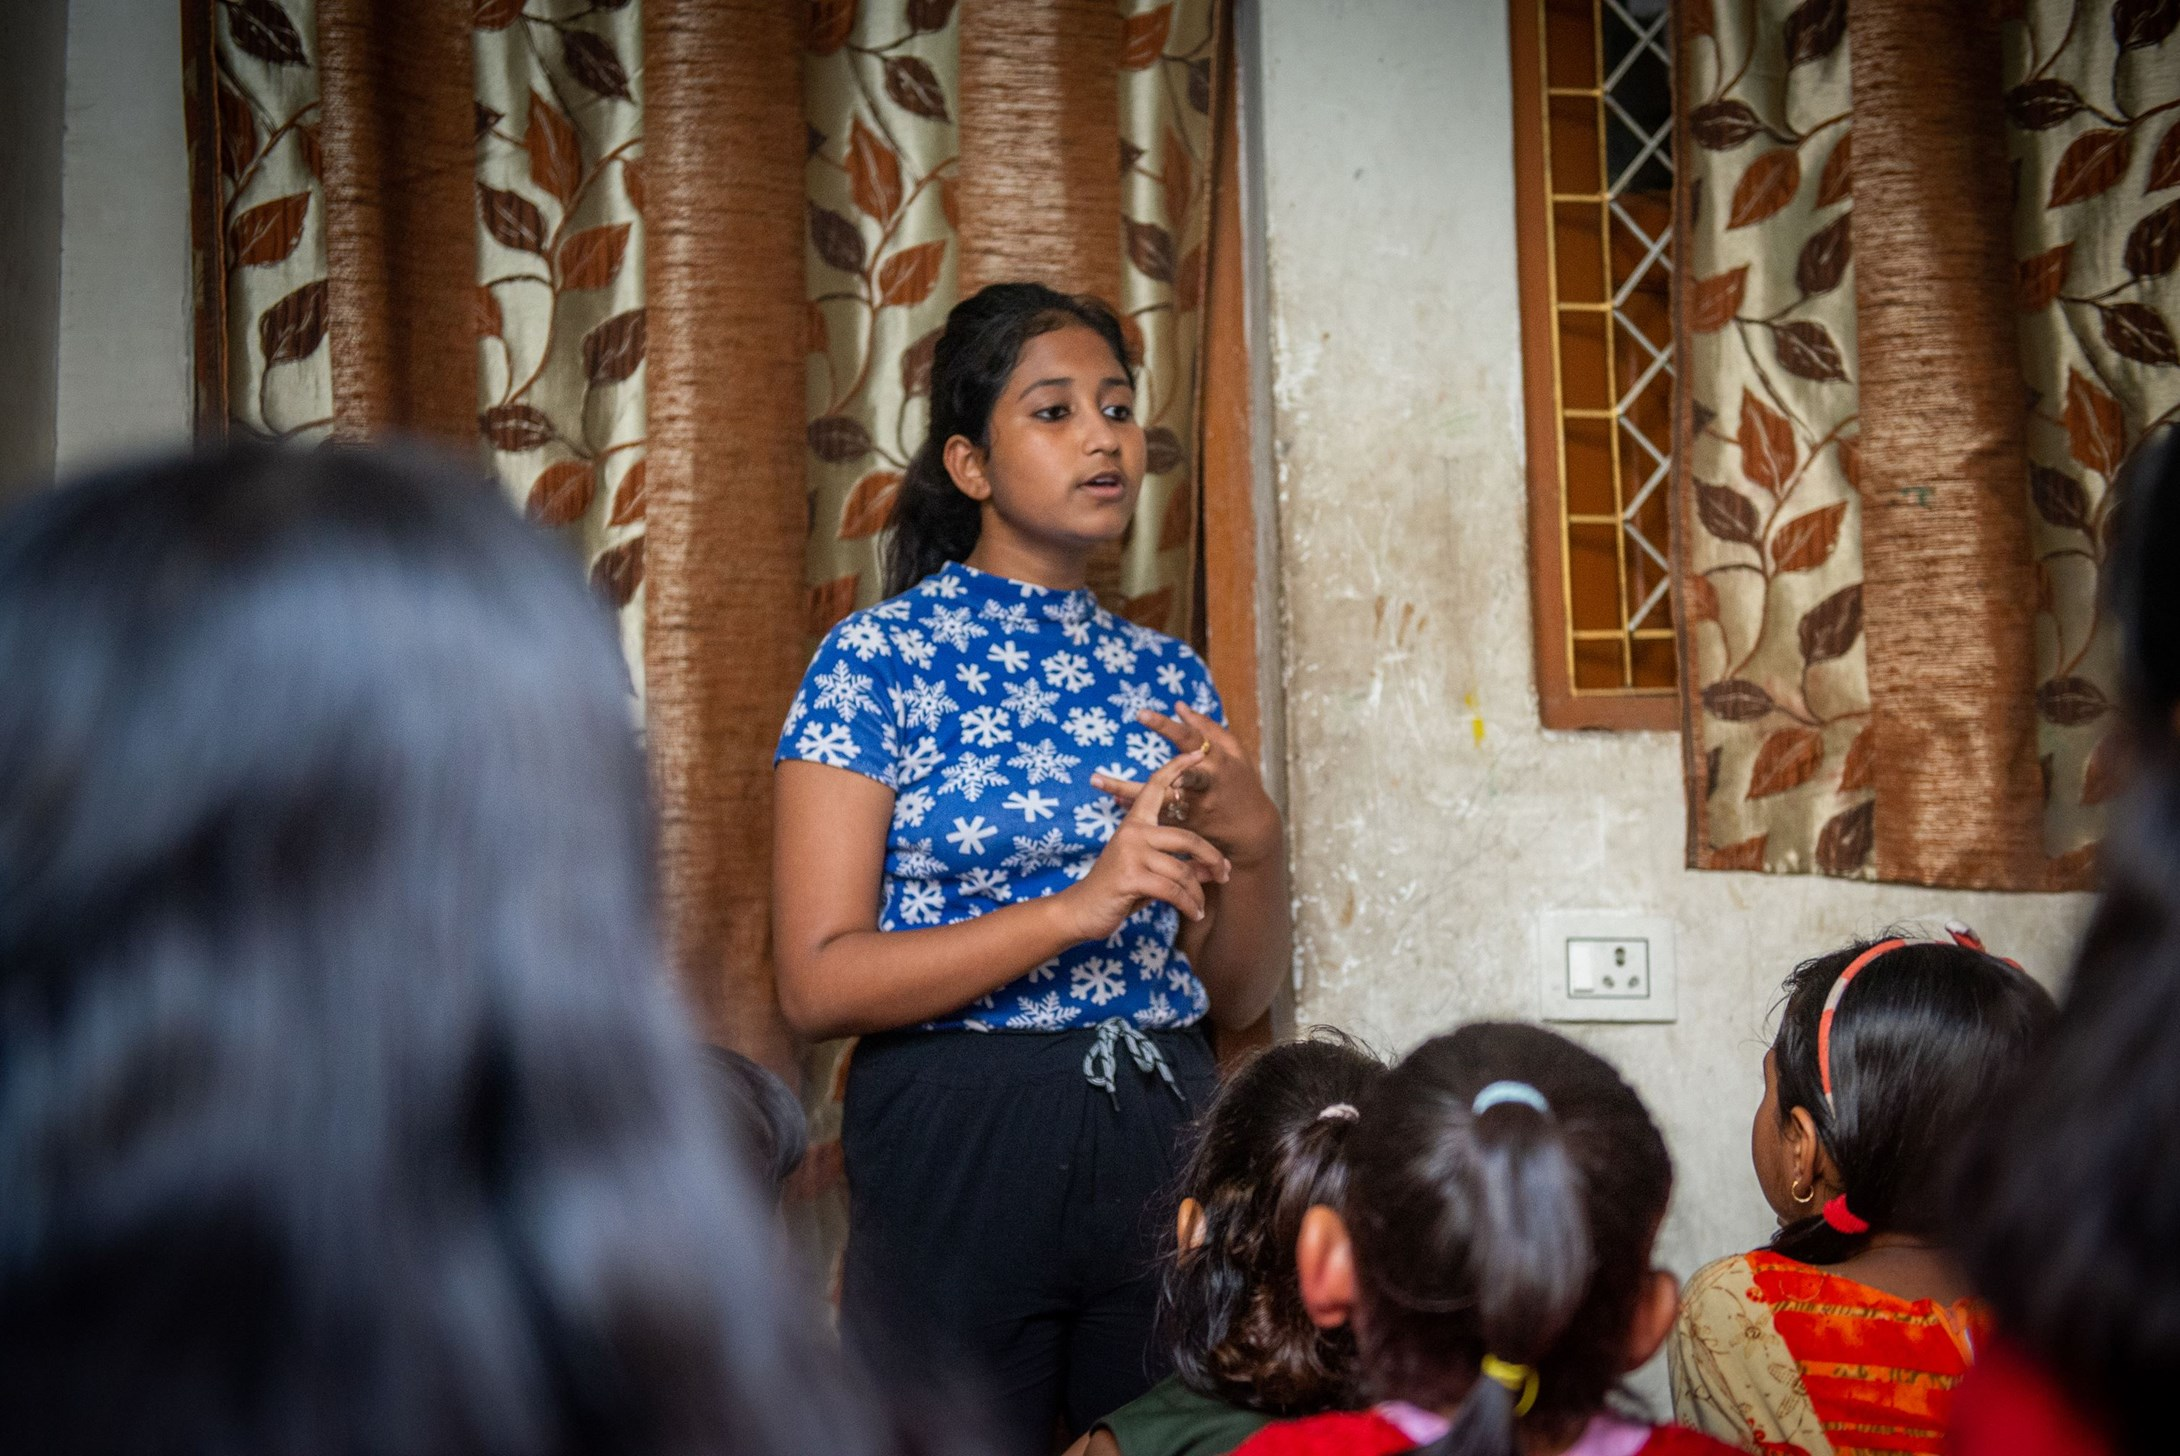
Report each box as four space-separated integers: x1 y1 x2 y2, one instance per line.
1536 910 1677 1023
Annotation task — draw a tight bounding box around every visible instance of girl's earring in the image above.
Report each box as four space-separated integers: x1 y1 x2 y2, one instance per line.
1789 1180 1816 1207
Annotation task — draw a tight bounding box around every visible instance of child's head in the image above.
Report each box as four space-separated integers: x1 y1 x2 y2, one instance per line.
1159 1030 1386 1415
1298 1023 1677 1455
1756 928 2055 1262
884 281 1141 594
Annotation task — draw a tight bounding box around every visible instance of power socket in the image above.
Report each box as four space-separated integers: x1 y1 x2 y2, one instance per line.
1536 911 1677 1023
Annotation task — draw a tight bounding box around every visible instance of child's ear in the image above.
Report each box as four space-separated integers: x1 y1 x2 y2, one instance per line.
1176 1197 1206 1252
1620 1269 1681 1372
1296 1205 1357 1329
943 436 993 502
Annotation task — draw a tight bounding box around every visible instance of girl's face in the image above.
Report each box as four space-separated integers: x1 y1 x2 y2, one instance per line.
949 325 1144 553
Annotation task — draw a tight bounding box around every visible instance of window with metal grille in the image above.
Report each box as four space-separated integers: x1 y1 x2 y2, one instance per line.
1511 0 1679 730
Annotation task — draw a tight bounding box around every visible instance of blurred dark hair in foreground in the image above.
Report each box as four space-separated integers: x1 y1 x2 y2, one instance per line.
0 444 954 1456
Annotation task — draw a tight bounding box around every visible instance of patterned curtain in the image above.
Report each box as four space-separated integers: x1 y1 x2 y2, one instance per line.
1674 0 2179 890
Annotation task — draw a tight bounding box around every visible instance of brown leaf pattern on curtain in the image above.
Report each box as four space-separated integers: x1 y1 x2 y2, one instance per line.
213 0 333 441
1679 0 1872 876
1115 0 1219 638
2006 2 2180 872
802 0 961 638
473 1 648 693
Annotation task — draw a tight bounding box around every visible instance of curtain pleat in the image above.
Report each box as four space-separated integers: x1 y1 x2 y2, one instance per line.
472 1 650 695
1115 0 1222 638
317 0 476 441
956 0 1121 300
644 0 807 1072
2009 1 2180 879
192 0 333 442
801 3 962 635
1844 0 2046 890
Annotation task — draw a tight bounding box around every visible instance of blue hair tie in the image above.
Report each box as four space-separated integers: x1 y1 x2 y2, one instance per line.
1471 1081 1550 1117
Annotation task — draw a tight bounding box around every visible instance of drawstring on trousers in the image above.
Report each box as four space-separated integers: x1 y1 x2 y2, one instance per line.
1083 1019 1182 1109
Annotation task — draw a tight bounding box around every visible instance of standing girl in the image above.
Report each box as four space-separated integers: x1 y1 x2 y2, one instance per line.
773 283 1291 1451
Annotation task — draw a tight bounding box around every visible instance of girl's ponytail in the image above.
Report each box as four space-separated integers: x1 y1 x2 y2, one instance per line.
1346 1026 1672 1456
880 282 1133 598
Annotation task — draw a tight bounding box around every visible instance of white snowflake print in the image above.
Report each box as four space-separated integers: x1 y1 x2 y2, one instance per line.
1157 662 1189 697
1073 796 1124 844
946 815 997 855
1003 789 1060 823
959 705 1013 748
981 600 1038 634
1125 620 1168 656
1062 855 1096 882
939 752 1007 802
923 571 966 600
1094 636 1139 676
1002 677 1060 725
1097 761 1139 783
1167 962 1197 994
1108 680 1159 720
927 605 986 649
1125 730 1174 771
1044 652 1095 693
1007 737 1082 785
1028 957 1060 983
1005 991 1082 1031
1004 827 1078 871
890 628 937 669
1131 939 1170 980
897 880 944 926
892 785 935 829
838 617 890 660
795 721 858 768
1060 618 1094 645
891 675 958 730
958 867 1012 902
1044 595 1094 629
813 660 879 721
956 662 991 695
870 597 914 621
897 736 944 785
1182 976 1209 1016
988 640 1031 674
1140 991 1178 1028
1062 705 1118 747
894 838 947 879
1070 958 1127 1006
783 694 808 735
1193 678 1219 717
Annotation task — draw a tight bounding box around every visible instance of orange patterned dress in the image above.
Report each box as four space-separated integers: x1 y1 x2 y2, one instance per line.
1667 1251 1990 1456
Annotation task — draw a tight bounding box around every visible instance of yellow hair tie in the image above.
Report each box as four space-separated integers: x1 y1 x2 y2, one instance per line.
1479 1355 1539 1417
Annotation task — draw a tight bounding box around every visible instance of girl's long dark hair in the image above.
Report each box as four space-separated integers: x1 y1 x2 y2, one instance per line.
1957 426 2180 1455
883 282 1132 596
1765 935 2054 1265
1158 1030 1386 1415
1343 1024 1671 1456
0 444 950 1456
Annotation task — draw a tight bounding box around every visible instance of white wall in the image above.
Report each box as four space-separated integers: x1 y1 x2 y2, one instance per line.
54 0 192 472
1250 0 2090 1398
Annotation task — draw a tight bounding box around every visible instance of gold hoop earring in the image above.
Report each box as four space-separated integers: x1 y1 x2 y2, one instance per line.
1790 1180 1815 1206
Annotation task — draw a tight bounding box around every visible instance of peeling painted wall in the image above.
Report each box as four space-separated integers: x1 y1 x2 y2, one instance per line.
1252 0 2091 1348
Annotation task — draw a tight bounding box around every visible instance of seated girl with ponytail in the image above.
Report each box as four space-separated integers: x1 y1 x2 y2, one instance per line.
1233 1022 1738 1456
1668 930 2055 1456
1068 1031 1386 1456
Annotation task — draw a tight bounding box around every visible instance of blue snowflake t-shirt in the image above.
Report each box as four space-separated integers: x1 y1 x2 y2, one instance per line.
775 560 1225 1033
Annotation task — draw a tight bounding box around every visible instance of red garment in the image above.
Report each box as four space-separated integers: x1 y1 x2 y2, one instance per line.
1947 1339 2111 1456
1231 1410 1745 1456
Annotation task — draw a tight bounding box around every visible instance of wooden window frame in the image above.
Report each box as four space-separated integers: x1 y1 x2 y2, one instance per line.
1510 0 1680 732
